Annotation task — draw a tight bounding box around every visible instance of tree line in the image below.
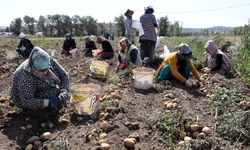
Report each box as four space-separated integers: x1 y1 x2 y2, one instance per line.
5 14 183 37
4 14 248 37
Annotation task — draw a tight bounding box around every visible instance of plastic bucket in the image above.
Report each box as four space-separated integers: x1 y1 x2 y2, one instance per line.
69 48 79 57
90 61 109 78
133 67 155 90
70 83 101 115
6 50 18 60
47 49 56 57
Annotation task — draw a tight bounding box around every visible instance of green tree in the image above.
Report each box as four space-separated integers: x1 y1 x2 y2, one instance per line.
37 15 47 36
23 15 36 34
72 15 81 36
10 18 22 35
114 14 125 36
173 21 182 36
85 16 99 35
158 16 170 36
61 15 72 35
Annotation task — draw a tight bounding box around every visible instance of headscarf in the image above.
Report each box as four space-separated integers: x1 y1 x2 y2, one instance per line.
145 6 154 14
205 40 218 58
23 47 61 87
205 40 231 74
177 43 193 60
84 36 93 43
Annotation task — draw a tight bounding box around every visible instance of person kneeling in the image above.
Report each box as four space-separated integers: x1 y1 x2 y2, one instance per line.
117 38 142 69
156 43 202 88
11 47 70 112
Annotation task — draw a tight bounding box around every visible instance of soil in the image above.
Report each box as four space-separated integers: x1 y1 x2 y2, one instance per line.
0 38 249 150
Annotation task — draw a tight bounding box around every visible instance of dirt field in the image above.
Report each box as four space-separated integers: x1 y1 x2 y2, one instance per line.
0 37 249 150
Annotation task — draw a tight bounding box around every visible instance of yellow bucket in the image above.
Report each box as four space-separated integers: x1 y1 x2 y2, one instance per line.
90 61 109 78
70 83 101 115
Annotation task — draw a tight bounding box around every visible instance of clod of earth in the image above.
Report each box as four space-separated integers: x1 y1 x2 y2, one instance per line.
128 132 140 142
100 121 109 130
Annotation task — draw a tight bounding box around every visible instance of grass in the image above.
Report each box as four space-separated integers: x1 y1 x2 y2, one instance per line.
217 111 250 145
146 108 192 143
211 87 250 145
100 99 120 112
211 87 245 115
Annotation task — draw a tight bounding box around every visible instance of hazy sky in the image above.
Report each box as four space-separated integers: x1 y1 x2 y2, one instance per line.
1 0 250 28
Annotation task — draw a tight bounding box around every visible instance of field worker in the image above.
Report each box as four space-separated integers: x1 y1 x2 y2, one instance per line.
124 9 136 44
139 6 158 65
16 32 34 58
11 47 70 110
156 43 202 88
61 33 77 56
117 38 142 69
95 36 114 60
205 40 231 75
83 36 97 57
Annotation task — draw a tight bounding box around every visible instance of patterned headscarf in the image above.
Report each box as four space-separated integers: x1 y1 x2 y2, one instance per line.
23 47 61 87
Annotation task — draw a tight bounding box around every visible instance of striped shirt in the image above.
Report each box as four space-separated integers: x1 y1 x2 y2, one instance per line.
139 14 158 41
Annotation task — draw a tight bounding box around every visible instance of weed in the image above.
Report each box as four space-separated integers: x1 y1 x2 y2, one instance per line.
214 32 225 47
0 87 11 97
146 109 192 143
100 99 120 112
217 111 250 145
50 138 69 150
108 74 120 85
231 21 250 86
211 87 245 115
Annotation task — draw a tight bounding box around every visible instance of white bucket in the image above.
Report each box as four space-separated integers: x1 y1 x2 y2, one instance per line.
133 67 155 90
70 83 101 115
47 49 56 57
69 48 79 57
6 50 18 60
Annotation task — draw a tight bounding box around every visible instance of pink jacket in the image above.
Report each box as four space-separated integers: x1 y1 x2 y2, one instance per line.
205 40 231 74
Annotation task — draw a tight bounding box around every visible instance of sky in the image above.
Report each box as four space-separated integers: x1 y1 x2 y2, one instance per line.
0 0 250 28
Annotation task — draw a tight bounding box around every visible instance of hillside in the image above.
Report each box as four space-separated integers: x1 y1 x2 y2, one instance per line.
183 26 233 33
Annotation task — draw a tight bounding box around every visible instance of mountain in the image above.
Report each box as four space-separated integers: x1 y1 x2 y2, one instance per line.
182 26 233 33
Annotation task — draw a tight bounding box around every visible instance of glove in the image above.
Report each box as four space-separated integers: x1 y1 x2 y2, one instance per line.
48 97 61 107
117 63 128 69
185 78 193 88
58 91 69 103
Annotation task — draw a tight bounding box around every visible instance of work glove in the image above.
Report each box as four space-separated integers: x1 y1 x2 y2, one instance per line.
58 91 69 103
185 78 193 88
117 63 128 69
48 97 62 108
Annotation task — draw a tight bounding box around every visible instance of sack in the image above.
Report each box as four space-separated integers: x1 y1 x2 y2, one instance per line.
160 46 170 59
